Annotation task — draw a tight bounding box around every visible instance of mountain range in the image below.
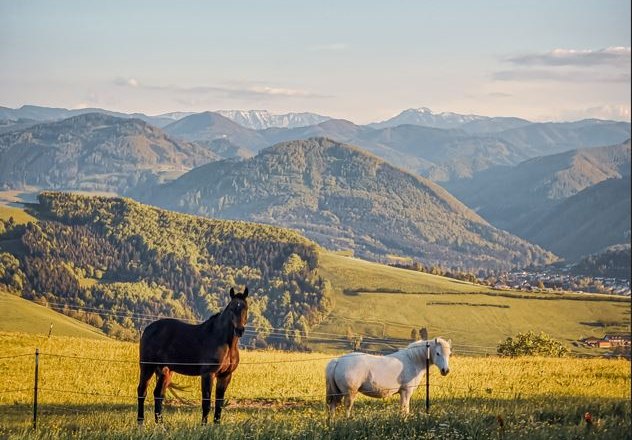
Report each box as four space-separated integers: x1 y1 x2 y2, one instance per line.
142 137 554 270
445 140 631 260
0 104 629 269
161 111 630 182
0 113 216 193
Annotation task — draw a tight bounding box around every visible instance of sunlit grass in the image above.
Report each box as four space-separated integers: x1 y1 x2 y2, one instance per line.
0 332 629 439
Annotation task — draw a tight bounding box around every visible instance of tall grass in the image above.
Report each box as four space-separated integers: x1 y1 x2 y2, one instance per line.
0 332 629 439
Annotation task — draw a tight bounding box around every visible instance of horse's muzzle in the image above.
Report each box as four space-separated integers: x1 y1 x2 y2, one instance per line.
441 368 450 376
234 327 245 337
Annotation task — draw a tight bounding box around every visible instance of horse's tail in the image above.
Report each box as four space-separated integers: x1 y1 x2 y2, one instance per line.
167 382 195 406
325 358 342 404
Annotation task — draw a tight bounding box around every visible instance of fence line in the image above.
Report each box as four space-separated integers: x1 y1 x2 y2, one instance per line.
43 301 501 350
1 348 630 431
0 353 34 360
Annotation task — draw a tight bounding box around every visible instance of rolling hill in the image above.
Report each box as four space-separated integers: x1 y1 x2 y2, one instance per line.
0 290 108 339
520 176 631 260
0 191 330 346
445 140 632 233
144 137 554 270
310 251 630 353
572 244 631 280
0 113 217 193
163 111 268 151
0 104 174 128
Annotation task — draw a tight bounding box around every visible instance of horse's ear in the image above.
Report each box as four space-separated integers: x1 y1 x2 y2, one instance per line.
243 287 249 298
420 327 428 340
229 287 235 299
448 339 452 348
434 338 437 344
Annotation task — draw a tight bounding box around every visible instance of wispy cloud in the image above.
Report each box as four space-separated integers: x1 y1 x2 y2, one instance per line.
113 78 329 99
114 77 141 87
487 92 512 98
310 43 348 52
506 47 630 67
554 104 631 122
493 69 630 83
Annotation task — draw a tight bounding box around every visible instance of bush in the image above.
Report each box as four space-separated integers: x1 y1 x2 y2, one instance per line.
497 331 569 357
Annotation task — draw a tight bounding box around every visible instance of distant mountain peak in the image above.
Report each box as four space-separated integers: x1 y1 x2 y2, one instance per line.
215 109 330 129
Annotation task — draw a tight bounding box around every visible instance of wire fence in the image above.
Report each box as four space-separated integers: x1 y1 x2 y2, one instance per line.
35 300 624 358
0 346 630 431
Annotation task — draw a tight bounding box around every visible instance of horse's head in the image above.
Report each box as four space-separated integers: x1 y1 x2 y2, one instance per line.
432 337 452 376
227 287 249 337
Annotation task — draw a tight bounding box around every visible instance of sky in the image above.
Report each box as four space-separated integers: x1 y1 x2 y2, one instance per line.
1 0 630 123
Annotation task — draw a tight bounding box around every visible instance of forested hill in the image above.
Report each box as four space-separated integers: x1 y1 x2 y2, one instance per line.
0 113 216 193
0 192 331 346
145 137 554 271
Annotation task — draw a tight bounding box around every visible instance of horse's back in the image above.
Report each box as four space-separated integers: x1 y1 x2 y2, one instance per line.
139 319 199 361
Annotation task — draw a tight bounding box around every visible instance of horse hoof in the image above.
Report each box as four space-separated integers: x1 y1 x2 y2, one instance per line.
137 419 144 428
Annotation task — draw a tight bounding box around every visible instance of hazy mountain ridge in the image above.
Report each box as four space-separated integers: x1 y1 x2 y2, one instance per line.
445 140 632 232
0 105 174 128
0 113 217 193
144 137 554 270
521 175 631 261
572 244 631 280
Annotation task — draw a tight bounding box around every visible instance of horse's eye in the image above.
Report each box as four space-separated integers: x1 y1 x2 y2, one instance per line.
436 352 441 357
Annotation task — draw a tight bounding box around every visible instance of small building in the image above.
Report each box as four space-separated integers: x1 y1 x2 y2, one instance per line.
604 334 632 347
582 336 601 347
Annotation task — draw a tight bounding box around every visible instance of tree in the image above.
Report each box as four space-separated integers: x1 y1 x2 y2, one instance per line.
497 331 569 357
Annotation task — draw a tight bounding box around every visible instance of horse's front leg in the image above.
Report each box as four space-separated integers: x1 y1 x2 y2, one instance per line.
399 388 413 416
201 373 213 425
213 373 232 424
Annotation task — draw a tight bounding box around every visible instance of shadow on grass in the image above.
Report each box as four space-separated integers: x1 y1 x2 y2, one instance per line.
1 396 629 439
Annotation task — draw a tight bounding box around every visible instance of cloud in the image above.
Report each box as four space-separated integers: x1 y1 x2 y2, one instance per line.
487 92 512 98
506 47 630 67
112 78 329 99
114 77 140 87
558 104 631 121
310 43 348 52
493 69 630 83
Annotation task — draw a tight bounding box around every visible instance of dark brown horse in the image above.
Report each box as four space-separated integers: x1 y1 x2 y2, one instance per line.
137 287 248 425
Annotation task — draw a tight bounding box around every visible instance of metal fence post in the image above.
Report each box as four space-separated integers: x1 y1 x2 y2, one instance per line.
425 341 430 413
33 348 39 429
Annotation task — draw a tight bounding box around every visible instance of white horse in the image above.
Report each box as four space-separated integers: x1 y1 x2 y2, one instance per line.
325 337 451 418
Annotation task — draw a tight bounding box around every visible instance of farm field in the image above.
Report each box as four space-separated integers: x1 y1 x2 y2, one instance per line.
0 206 36 225
0 332 630 439
0 292 107 340
314 252 631 354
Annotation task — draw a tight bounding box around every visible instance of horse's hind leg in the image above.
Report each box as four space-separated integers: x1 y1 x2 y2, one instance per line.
154 367 172 423
327 393 342 422
137 365 154 425
344 392 357 418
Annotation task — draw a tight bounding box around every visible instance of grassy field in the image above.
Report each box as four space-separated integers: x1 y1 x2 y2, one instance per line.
0 206 36 225
314 252 631 354
0 292 108 340
318 252 494 294
0 332 629 439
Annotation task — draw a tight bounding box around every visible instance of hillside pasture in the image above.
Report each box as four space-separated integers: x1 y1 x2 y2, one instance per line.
0 292 108 340
314 252 631 354
0 332 629 439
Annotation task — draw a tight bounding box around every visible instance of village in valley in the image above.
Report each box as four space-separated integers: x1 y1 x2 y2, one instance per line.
493 270 631 297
